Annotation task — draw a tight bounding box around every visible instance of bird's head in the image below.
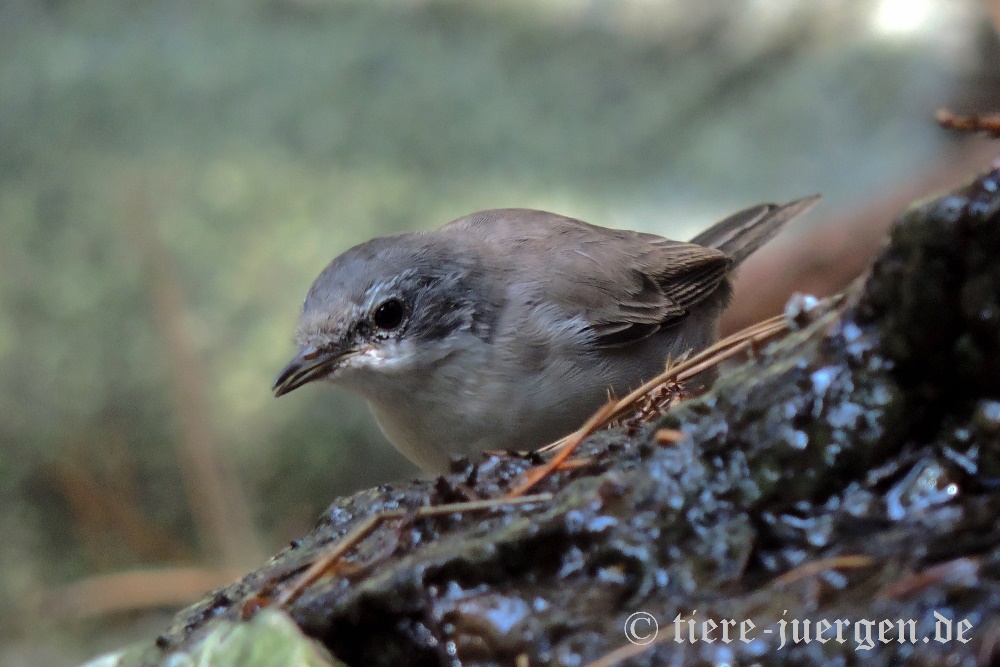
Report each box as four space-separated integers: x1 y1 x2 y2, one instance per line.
272 234 498 400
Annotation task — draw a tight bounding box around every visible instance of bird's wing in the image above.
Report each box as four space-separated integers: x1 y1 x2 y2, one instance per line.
688 195 819 266
443 209 731 349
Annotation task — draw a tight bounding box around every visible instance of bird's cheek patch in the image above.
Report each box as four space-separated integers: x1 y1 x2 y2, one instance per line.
340 341 420 374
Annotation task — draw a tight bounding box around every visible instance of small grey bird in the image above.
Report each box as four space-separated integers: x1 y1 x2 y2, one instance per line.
273 197 818 472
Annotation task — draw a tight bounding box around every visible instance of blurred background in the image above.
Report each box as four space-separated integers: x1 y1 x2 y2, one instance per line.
2 0 999 664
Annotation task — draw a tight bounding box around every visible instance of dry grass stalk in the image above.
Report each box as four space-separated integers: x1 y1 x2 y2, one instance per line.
274 493 553 607
508 314 791 497
768 554 874 589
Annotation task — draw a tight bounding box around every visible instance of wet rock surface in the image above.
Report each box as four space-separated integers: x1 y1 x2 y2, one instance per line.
125 164 1000 666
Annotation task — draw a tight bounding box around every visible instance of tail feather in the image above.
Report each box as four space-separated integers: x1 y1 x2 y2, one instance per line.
690 194 820 266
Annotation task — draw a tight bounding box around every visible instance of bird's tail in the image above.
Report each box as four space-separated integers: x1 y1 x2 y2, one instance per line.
689 194 820 266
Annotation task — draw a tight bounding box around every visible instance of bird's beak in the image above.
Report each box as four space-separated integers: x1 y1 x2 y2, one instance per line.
272 346 346 397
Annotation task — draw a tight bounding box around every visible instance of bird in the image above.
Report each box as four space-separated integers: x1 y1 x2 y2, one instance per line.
273 196 818 472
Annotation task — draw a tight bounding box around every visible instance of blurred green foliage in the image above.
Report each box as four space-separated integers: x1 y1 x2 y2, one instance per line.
0 0 979 664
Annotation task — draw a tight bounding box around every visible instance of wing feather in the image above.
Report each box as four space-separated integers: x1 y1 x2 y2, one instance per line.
443 209 732 349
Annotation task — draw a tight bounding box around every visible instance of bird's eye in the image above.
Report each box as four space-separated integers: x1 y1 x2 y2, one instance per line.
373 298 405 330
